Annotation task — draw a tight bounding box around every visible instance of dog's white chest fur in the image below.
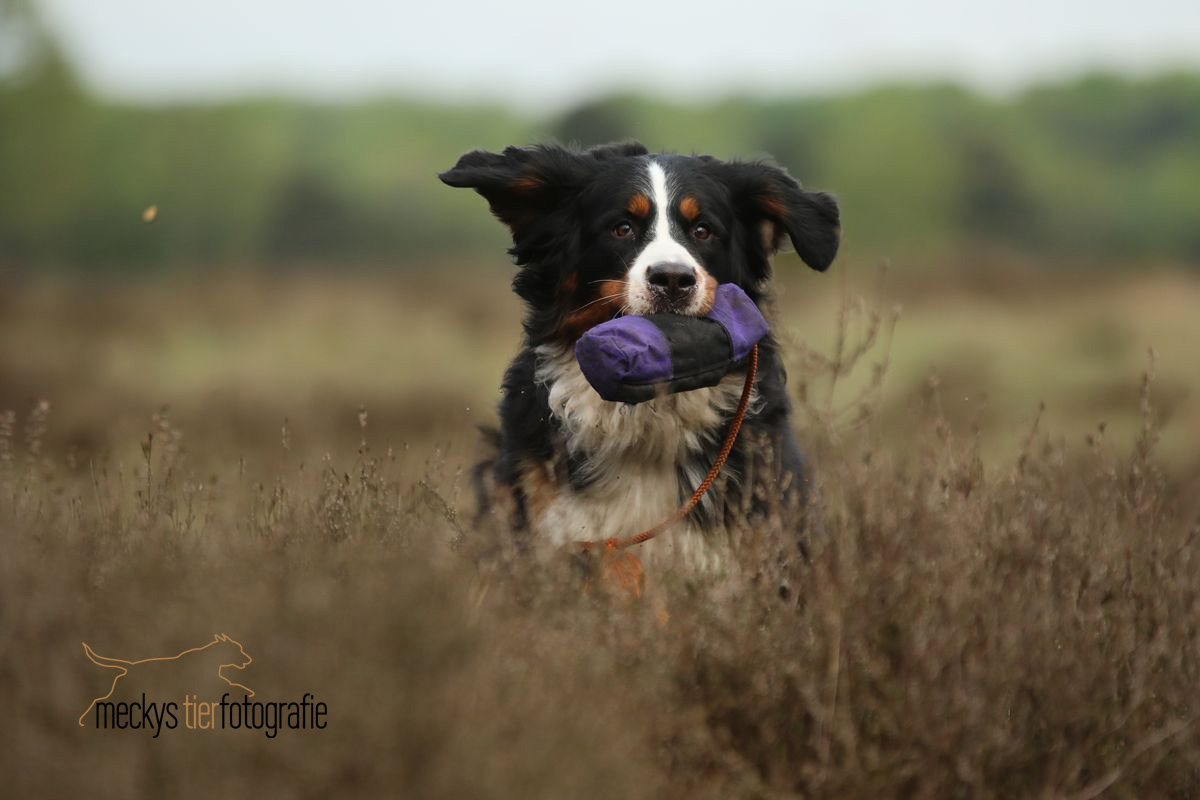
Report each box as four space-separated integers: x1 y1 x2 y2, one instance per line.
531 345 751 565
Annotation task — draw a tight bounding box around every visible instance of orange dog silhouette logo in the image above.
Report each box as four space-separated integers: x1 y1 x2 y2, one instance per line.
78 633 253 727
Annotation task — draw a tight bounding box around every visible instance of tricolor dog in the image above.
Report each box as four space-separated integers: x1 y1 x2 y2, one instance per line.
439 142 839 566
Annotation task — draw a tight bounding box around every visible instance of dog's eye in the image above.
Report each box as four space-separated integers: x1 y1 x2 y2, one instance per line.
612 221 635 239
691 223 712 241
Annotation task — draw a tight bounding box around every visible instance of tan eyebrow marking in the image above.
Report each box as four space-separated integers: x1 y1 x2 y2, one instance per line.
626 193 651 218
679 196 701 221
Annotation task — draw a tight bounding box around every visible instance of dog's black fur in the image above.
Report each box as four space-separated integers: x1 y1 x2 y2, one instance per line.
440 141 838 555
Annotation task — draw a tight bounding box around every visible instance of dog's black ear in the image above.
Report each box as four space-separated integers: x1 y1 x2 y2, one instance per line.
709 160 840 272
439 144 591 239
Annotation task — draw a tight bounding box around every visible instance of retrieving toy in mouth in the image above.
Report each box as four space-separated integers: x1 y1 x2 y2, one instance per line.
575 283 769 403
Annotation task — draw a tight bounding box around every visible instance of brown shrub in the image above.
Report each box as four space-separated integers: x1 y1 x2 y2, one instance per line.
1 293 1197 799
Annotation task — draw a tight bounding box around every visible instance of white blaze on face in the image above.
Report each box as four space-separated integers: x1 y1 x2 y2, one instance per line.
625 160 707 315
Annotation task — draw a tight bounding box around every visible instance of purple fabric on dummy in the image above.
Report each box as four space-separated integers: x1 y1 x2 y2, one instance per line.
574 284 768 403
706 284 769 361
574 315 671 402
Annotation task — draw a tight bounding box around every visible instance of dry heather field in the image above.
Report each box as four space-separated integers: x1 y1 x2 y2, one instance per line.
2 264 1200 798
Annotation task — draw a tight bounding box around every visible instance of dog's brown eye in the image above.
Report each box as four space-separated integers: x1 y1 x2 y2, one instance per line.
612 221 635 239
692 223 712 241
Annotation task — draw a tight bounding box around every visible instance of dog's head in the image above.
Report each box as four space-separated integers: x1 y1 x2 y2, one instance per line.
439 142 839 343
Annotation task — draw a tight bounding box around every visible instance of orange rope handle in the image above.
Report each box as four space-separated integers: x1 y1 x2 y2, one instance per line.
579 343 759 553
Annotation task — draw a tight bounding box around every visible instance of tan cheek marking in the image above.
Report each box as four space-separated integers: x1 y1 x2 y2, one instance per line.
559 278 626 340
679 196 700 221
626 193 651 218
697 268 718 314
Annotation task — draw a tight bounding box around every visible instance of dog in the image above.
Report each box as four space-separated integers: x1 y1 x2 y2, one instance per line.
439 142 838 567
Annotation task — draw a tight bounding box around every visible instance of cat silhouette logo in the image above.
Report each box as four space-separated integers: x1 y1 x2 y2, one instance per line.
78 634 253 727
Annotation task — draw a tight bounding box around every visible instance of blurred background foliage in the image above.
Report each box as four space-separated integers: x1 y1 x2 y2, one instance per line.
1 0 1198 473
3 1 1200 275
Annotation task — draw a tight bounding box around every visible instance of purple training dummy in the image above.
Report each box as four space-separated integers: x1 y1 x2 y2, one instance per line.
574 283 768 404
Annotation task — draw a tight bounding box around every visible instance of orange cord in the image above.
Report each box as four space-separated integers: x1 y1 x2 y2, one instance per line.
578 343 758 554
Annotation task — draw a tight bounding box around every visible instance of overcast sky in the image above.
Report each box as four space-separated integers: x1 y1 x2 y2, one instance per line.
35 0 1200 109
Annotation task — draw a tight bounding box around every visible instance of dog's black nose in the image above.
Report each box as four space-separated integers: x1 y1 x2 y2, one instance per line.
646 262 697 302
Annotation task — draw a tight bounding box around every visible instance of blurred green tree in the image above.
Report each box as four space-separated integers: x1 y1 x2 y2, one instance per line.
2 6 1198 274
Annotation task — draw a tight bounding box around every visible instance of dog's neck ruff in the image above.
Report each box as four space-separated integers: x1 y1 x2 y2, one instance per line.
535 343 753 474
580 343 759 554
534 340 760 559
